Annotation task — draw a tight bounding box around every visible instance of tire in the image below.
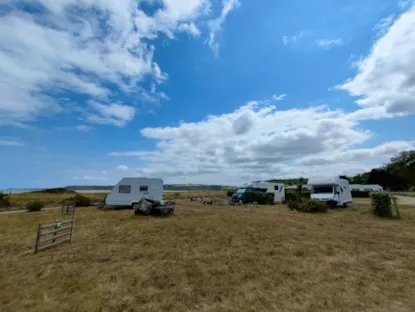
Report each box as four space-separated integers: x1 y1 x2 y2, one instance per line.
342 203 347 208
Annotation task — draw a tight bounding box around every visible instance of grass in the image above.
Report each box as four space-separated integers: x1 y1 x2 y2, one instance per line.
1 199 415 311
1 191 226 212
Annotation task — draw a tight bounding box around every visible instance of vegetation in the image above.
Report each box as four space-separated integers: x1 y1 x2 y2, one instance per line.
226 189 236 197
26 201 44 212
371 192 400 219
68 194 92 207
346 150 415 191
31 188 76 194
0 193 11 208
268 177 308 185
242 192 274 204
351 190 371 198
2 201 415 311
288 197 328 213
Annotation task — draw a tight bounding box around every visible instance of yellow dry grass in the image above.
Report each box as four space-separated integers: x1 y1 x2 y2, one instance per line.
1 200 415 312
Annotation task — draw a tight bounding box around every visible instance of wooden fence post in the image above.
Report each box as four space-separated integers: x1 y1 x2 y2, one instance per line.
70 215 75 243
35 223 41 254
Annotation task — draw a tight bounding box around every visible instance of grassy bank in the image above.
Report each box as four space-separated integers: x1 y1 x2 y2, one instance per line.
1 200 415 311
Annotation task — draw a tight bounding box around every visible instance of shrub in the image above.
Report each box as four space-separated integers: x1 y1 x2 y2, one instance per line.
288 198 328 213
285 191 311 201
26 201 44 212
351 190 371 198
371 192 399 218
226 190 236 197
32 188 76 194
0 192 11 207
243 192 274 205
68 194 91 207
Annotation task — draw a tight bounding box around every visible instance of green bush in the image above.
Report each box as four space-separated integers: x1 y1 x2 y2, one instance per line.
285 191 311 201
288 198 328 213
351 190 371 198
226 190 236 197
0 192 11 207
26 201 44 212
243 192 274 205
68 194 91 207
371 192 399 218
32 188 76 194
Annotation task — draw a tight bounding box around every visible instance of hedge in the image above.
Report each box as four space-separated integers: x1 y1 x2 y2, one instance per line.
351 190 371 198
288 198 328 213
242 192 274 205
67 194 91 207
26 201 44 212
285 191 310 201
371 192 400 219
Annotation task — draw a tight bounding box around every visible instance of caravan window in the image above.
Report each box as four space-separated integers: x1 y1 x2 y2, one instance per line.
119 185 131 193
140 186 148 191
274 185 279 191
312 186 333 194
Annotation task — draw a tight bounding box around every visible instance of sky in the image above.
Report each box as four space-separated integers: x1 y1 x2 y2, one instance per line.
1 0 415 188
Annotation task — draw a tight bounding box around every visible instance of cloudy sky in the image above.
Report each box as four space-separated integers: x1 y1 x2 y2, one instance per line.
1 0 415 188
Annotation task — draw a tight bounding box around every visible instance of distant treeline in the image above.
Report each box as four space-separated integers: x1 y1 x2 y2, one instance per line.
342 151 415 191
267 151 414 192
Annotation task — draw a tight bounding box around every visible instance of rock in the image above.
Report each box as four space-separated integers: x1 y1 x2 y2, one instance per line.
135 199 153 215
134 199 175 217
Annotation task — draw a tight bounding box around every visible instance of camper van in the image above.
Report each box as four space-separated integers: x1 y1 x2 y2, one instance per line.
308 177 352 207
105 177 164 208
232 181 285 203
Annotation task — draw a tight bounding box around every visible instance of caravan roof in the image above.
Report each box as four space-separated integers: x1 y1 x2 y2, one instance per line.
308 177 344 186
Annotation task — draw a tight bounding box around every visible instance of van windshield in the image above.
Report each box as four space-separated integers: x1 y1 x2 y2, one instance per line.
312 186 333 194
235 188 247 194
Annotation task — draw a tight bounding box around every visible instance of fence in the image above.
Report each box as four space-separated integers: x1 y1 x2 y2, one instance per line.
61 200 76 215
34 214 75 254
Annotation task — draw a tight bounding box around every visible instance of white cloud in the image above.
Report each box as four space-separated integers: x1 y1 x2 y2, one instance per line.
75 125 93 132
207 0 240 55
338 4 415 115
108 100 413 184
272 94 287 101
398 0 413 9
0 0 226 127
116 165 129 172
87 101 136 127
0 137 24 147
178 23 201 36
282 30 305 46
316 38 343 48
372 15 395 37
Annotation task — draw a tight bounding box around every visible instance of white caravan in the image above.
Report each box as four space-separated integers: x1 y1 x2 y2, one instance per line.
105 177 164 208
232 181 285 203
350 184 383 192
308 177 352 207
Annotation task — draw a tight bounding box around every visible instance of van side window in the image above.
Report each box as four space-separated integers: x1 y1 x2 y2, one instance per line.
140 186 148 191
119 185 131 193
274 185 279 191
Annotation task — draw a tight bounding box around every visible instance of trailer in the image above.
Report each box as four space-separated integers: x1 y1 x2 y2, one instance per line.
232 181 285 203
309 177 352 207
105 177 164 208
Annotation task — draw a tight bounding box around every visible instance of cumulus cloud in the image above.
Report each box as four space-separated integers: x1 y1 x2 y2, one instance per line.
87 101 136 127
0 0 231 127
338 4 415 115
107 100 413 184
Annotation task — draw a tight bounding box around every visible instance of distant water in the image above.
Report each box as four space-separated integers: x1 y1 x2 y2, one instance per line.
1 189 42 194
2 189 195 194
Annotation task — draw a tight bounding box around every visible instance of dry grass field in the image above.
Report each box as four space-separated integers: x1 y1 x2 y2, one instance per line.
1 191 227 211
1 197 415 312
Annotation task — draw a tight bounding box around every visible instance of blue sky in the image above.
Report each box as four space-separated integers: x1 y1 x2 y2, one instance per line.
1 0 415 188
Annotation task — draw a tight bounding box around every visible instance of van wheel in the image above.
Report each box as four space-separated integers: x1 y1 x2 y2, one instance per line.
342 203 347 208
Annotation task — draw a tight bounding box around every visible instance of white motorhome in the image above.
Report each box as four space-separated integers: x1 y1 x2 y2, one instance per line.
232 181 285 203
308 177 352 207
105 177 164 208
